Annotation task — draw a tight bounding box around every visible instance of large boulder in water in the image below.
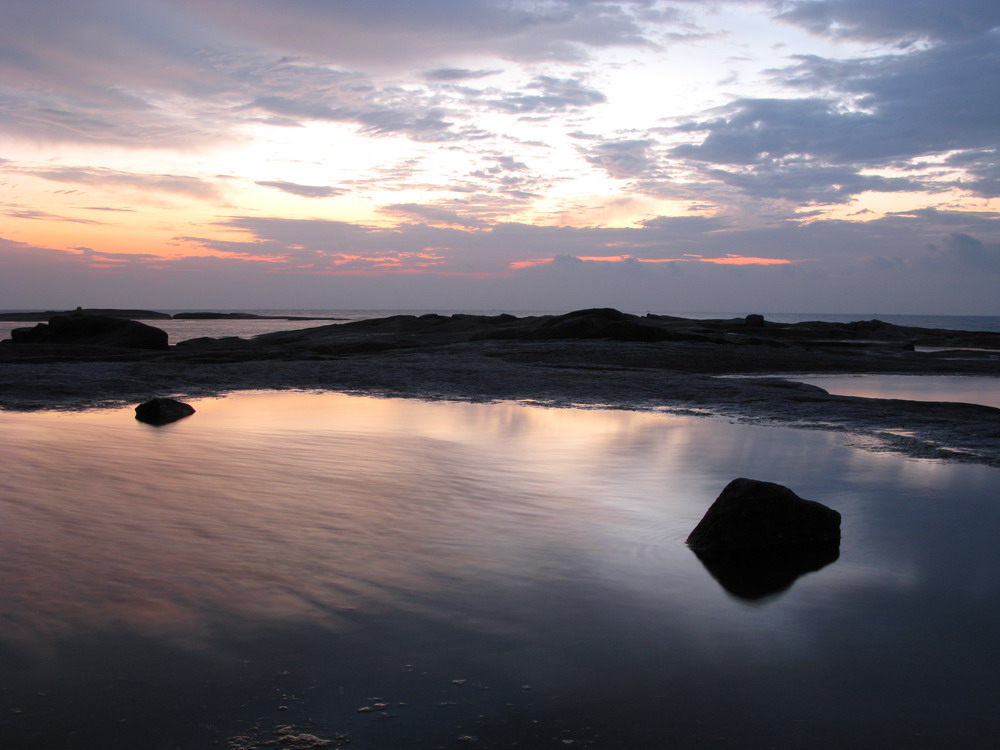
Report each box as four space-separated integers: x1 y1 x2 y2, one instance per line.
687 478 841 554
10 313 168 350
687 478 841 600
135 398 195 425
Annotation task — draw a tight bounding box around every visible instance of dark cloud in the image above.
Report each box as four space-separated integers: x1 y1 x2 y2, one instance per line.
381 204 489 228
0 1 235 146
704 162 924 202
491 75 607 114
25 167 220 199
948 149 1000 197
255 181 344 198
776 0 1000 42
669 26 1000 201
673 98 847 164
0 88 227 147
423 68 500 81
778 35 1000 159
585 139 656 179
0 207 102 224
174 0 655 67
938 231 1000 271
244 81 471 141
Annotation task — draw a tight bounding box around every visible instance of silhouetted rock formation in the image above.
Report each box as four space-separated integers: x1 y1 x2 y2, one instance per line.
687 478 842 600
172 312 342 320
687 478 841 554
0 308 171 321
9 313 168 350
135 398 195 425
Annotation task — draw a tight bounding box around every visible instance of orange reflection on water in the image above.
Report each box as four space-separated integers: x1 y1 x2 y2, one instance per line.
0 394 714 650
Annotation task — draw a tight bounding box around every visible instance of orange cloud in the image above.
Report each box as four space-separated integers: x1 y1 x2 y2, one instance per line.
509 258 553 269
507 253 793 269
696 254 793 266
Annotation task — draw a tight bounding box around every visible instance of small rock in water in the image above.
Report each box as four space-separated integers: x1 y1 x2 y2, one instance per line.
134 397 195 425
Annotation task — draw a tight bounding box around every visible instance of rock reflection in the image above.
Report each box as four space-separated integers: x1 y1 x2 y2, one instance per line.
691 544 840 601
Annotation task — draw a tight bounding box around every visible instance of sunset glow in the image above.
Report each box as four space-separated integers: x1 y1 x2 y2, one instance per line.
1 0 998 312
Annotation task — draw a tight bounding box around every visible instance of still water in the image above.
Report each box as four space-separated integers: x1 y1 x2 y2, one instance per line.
791 375 1000 409
1 392 999 749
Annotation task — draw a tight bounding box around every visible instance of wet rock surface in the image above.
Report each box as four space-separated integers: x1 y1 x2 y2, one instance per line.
2 309 999 465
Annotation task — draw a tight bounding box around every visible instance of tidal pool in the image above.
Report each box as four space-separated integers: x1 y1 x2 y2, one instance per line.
791 374 1000 409
1 392 998 749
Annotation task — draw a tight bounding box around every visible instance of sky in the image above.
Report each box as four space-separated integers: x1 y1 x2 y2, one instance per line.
1 0 999 314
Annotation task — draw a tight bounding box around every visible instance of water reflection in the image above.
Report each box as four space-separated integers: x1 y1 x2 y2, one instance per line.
691 546 841 601
1 391 1000 749
792 374 1000 409
0 393 721 647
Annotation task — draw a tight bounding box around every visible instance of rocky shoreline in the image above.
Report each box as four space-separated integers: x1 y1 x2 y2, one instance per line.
2 308 999 466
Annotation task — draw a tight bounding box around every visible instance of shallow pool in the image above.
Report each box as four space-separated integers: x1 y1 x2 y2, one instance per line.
1 392 998 749
791 374 1000 409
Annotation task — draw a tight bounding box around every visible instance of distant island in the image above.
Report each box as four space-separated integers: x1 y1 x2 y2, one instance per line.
0 308 345 322
2 307 998 467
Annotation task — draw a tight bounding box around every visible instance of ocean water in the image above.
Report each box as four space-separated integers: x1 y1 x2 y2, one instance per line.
1 392 1000 749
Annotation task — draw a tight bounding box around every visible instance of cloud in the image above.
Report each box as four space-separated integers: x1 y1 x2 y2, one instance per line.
585 139 656 179
948 149 1000 196
423 68 500 81
668 26 1000 201
0 1 238 147
937 231 1000 272
381 204 489 229
775 0 1000 42
0 206 103 224
174 0 656 67
25 167 220 199
674 98 836 164
777 36 1000 160
179 206 1000 275
5 204 1000 310
491 75 607 114
704 162 924 202
255 180 345 198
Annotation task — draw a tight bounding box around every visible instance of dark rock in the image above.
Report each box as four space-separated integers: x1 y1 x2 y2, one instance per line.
745 314 765 327
9 314 168 349
687 478 841 600
523 308 677 342
135 398 195 425
686 478 841 554
0 308 171 321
